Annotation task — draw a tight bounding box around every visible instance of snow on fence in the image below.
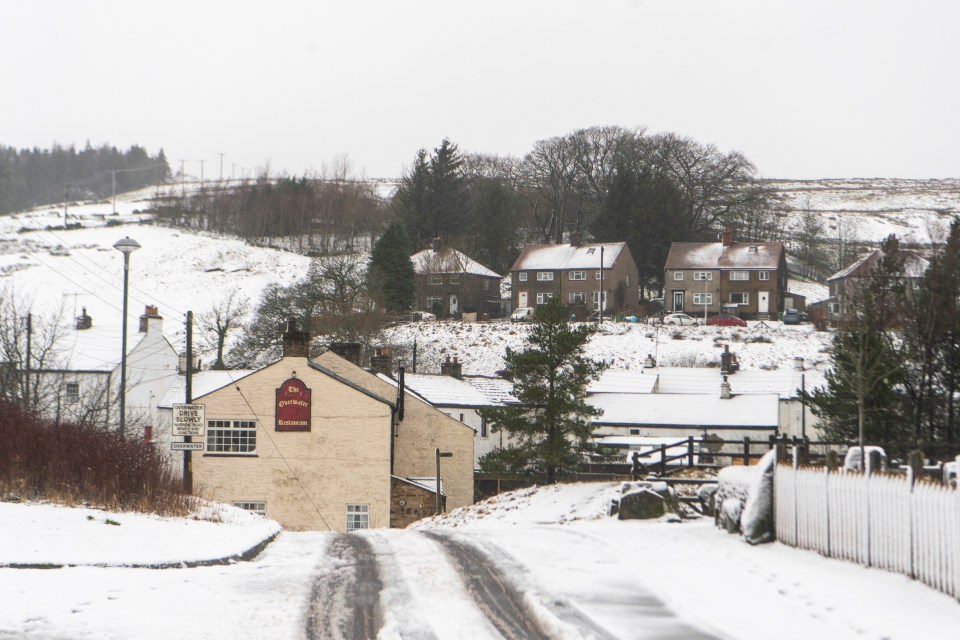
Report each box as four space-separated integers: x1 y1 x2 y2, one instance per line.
775 464 960 600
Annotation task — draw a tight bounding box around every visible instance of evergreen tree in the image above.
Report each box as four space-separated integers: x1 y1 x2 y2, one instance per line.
428 138 468 240
367 221 415 313
393 149 432 246
478 297 606 482
468 176 521 275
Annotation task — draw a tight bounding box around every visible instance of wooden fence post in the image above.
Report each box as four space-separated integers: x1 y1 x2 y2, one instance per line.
687 436 695 468
659 444 667 475
743 436 751 466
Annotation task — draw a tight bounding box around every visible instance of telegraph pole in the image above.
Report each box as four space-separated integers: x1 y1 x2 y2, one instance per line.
179 160 186 196
184 310 194 493
24 314 31 411
218 153 224 181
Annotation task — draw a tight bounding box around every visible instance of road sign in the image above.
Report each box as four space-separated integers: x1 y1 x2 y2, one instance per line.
172 403 205 436
172 442 204 451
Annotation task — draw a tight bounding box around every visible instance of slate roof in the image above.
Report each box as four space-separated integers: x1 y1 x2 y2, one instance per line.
588 392 780 429
511 242 626 271
665 241 783 270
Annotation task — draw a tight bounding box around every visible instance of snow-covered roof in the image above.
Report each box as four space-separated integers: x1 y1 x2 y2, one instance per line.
665 240 783 270
50 322 146 372
827 248 930 282
462 376 518 405
511 242 626 271
411 248 500 278
158 370 257 408
588 392 780 428
397 373 497 408
588 366 823 400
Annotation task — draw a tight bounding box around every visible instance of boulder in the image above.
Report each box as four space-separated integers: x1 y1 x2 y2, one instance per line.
618 488 667 520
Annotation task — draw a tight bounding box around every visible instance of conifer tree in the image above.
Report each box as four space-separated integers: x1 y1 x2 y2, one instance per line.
367 221 415 313
478 297 606 482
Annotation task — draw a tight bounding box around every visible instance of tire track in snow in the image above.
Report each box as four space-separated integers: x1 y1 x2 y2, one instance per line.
424 532 553 640
307 534 382 640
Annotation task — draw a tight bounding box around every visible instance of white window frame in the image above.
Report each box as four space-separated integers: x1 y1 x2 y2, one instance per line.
829 302 841 314
233 501 266 516
480 418 488 438
449 274 460 285
518 272 528 282
569 291 585 304
426 295 442 309
536 292 555 304
693 293 713 305
206 420 257 454
673 272 684 281
346 504 369 532
730 292 749 304
594 270 604 280
592 290 608 309
569 271 586 281
429 275 443 285
694 271 713 281
65 381 80 404
537 271 554 281
758 271 770 281
730 271 749 281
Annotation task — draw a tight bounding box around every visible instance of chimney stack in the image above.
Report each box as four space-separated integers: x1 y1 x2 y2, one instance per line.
440 354 463 379
570 231 582 247
432 236 443 253
370 347 392 376
75 307 92 330
721 228 733 247
327 341 360 366
282 317 311 358
720 375 732 399
139 305 161 333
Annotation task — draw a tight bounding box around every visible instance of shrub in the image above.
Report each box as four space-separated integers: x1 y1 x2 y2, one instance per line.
0 403 191 516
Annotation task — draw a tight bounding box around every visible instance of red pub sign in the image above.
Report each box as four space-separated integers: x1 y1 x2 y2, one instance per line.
276 378 311 432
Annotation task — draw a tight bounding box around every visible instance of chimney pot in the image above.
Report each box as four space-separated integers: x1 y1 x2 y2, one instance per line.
722 228 733 247
282 318 311 358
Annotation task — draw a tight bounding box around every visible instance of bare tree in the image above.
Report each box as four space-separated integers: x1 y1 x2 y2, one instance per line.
199 289 250 370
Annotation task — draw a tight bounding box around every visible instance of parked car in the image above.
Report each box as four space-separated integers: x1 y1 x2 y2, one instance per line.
510 307 534 322
663 313 698 326
411 311 437 321
707 313 747 327
783 309 801 325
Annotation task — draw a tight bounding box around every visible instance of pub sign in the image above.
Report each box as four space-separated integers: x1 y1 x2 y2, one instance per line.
276 378 311 431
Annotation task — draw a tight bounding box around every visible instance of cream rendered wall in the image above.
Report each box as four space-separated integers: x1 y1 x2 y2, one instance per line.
191 356 393 532
314 352 475 510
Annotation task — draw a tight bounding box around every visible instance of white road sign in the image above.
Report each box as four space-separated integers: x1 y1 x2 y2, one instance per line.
171 442 204 451
172 403 205 436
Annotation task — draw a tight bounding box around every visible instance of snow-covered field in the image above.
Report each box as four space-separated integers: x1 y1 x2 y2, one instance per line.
1 482 957 639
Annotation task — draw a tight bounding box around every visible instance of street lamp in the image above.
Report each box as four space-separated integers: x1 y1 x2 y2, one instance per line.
435 448 453 515
114 236 141 435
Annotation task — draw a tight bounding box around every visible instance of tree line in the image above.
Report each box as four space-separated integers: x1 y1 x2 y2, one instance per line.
0 142 171 214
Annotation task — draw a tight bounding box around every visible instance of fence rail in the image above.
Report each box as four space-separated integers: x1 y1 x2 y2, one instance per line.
775 463 960 600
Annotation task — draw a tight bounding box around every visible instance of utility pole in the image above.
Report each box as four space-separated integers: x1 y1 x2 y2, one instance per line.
199 160 205 188
598 245 604 324
179 160 186 196
24 314 31 411
184 310 194 493
218 153 224 181
63 184 69 228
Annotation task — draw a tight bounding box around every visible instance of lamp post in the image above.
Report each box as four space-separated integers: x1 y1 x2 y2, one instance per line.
435 448 453 515
114 237 140 435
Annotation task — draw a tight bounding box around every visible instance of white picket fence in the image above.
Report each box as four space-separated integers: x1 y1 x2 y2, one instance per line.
775 464 960 600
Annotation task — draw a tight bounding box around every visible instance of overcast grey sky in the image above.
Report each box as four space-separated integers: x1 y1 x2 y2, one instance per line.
2 0 957 181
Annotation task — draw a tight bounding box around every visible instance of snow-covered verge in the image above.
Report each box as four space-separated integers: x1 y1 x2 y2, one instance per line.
0 499 280 567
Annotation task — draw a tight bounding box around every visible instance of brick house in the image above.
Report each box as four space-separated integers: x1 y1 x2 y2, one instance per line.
186 320 474 532
509 241 639 317
663 229 787 320
824 245 929 322
412 242 502 318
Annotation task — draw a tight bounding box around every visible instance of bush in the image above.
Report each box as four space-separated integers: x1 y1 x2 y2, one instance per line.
0 403 191 515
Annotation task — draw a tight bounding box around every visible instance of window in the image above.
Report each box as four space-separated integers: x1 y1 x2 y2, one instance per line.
829 302 841 314
629 428 641 436
569 271 586 281
537 271 554 281
346 504 369 532
480 418 488 438
694 272 713 281
536 292 555 304
449 274 460 285
693 293 713 305
673 272 684 281
483 279 490 290
758 271 770 281
426 296 442 309
595 271 604 280
592 291 607 308
730 271 749 281
569 291 585 304
518 272 528 282
65 381 80 404
429 275 443 285
586 247 596 255
233 501 266 516
206 420 257 454
730 292 749 304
